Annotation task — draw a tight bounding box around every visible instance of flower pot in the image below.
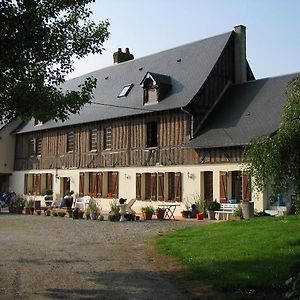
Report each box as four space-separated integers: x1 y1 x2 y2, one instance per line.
156 209 165 220
197 213 204 220
67 209 73 218
242 201 254 219
16 206 23 214
142 211 153 220
36 210 41 215
73 209 79 219
78 211 84 219
181 210 190 218
25 207 31 215
91 213 97 220
207 210 215 220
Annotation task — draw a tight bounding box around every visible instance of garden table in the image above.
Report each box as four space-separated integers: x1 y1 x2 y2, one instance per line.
158 204 180 220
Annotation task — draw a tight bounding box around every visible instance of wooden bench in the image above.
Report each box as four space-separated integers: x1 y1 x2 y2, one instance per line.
215 203 239 220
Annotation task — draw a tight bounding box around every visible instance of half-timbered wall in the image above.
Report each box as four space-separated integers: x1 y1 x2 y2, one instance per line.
14 109 243 171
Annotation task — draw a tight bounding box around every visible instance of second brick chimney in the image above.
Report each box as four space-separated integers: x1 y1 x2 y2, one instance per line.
113 48 134 64
234 25 247 84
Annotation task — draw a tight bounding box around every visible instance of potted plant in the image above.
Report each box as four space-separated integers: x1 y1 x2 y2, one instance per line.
88 199 99 220
190 203 200 218
14 195 26 214
52 210 58 217
78 209 84 219
155 207 165 220
141 206 154 220
108 199 120 221
72 207 80 219
233 204 243 220
44 208 51 216
191 194 204 218
181 198 191 218
57 210 66 217
25 199 34 215
206 200 221 220
85 206 90 220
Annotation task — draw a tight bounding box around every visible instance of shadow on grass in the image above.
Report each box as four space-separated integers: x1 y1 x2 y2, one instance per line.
180 255 300 299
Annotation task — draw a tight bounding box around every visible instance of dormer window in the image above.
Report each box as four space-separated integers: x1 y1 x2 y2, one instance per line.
143 78 158 104
34 119 43 126
140 72 172 105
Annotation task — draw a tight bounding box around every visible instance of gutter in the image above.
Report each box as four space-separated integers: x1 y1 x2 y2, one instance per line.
180 107 194 139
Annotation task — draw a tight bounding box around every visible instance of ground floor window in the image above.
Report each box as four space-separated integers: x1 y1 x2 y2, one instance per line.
203 171 213 202
219 170 251 202
80 171 119 198
24 173 53 195
136 172 181 201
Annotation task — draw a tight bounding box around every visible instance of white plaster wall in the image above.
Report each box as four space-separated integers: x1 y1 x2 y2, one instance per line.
11 162 267 216
0 120 21 174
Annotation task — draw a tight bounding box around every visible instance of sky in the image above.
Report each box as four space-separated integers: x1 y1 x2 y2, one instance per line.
68 0 300 80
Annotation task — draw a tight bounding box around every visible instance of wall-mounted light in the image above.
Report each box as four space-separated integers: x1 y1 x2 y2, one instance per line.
187 172 194 179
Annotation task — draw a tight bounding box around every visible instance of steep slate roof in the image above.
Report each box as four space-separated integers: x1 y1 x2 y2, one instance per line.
16 31 233 134
185 73 299 149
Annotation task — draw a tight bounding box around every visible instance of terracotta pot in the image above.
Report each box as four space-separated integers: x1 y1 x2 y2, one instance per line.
156 209 165 220
207 210 215 220
16 206 23 214
142 211 153 220
181 211 190 218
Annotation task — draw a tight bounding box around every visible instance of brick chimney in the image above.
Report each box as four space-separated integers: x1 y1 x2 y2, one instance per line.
113 48 134 64
234 25 247 84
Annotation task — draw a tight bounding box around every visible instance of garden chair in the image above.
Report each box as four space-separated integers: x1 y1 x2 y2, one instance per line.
124 198 136 214
74 196 91 211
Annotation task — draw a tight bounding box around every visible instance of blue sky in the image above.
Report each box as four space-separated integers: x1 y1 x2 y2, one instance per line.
69 0 300 80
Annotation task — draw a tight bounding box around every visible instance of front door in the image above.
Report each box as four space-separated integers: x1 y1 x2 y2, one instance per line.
0 174 9 193
60 177 70 198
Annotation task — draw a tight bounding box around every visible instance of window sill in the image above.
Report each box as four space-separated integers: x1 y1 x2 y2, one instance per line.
89 150 98 154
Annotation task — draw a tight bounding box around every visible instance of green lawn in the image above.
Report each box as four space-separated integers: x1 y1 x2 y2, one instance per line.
156 216 300 298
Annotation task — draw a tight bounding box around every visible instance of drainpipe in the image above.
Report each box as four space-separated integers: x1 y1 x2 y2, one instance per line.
181 107 194 139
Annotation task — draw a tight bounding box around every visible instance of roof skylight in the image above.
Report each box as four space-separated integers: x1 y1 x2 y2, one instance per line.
117 84 133 98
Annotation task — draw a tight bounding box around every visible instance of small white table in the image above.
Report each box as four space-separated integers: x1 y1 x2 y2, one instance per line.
158 204 180 220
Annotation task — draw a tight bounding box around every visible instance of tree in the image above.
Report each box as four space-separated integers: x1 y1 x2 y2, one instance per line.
244 76 300 199
0 0 110 122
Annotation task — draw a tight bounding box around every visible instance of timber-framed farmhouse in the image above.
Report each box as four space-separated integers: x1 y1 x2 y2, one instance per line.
2 25 298 214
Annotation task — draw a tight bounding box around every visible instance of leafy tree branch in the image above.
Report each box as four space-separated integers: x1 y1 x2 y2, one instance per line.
0 0 110 122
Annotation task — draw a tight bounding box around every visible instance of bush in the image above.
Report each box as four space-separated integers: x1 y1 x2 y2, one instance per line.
234 205 243 219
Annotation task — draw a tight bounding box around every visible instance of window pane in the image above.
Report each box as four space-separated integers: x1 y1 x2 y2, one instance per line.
146 122 157 147
118 84 133 98
104 126 112 150
36 138 42 156
67 132 74 152
29 139 35 156
89 129 97 151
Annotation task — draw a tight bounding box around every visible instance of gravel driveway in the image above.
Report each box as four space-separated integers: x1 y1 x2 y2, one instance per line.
0 214 206 299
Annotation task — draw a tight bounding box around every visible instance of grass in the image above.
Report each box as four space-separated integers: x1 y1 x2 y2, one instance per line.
156 215 300 298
